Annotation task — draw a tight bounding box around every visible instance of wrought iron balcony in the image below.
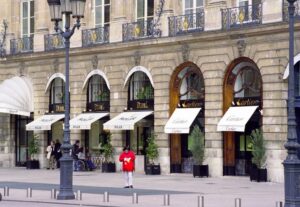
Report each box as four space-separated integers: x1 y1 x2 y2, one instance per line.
282 0 300 22
122 19 161 42
168 12 205 37
44 33 64 51
82 26 109 47
10 36 33 55
221 4 262 30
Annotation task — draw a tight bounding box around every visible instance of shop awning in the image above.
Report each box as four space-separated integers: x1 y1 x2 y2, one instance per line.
26 114 64 131
70 112 109 130
0 76 33 116
164 108 201 134
103 111 153 130
217 106 258 132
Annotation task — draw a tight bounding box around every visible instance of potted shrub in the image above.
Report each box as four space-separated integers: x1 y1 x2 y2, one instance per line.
27 134 40 169
250 128 267 182
189 125 208 177
145 133 160 175
101 133 116 173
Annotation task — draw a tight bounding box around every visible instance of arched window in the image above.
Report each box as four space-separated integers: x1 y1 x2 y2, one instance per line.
129 71 154 101
178 66 204 100
49 78 65 112
232 66 261 98
87 75 110 111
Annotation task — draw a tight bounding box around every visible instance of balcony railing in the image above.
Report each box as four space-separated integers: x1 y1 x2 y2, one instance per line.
82 26 109 47
168 12 205 37
10 36 33 55
122 19 161 42
44 33 64 51
282 0 300 21
221 4 262 30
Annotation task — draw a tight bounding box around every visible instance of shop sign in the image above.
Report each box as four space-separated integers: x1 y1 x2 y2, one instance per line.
179 99 204 108
233 98 260 106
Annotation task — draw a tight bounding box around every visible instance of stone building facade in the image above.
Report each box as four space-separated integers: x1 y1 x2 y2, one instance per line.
0 0 298 183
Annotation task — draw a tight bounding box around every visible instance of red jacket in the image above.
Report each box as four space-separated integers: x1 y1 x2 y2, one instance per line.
119 151 135 171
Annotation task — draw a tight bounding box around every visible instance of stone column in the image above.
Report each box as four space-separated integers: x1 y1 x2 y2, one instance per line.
160 0 174 37
205 0 227 31
34 1 50 52
262 0 282 23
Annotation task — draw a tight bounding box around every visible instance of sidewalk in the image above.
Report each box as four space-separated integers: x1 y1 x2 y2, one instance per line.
0 168 284 207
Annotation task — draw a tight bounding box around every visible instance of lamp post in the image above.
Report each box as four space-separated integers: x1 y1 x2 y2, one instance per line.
47 0 86 200
284 0 300 206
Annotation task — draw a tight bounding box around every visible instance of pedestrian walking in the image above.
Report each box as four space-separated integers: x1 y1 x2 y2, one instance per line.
46 141 55 170
119 146 135 188
54 139 62 168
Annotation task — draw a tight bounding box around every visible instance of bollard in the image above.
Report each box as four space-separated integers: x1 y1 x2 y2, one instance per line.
103 191 109 202
235 198 241 207
27 188 32 198
163 194 170 206
276 201 283 207
76 190 82 200
0 192 2 201
198 195 204 207
4 186 9 197
51 189 57 199
132 192 138 204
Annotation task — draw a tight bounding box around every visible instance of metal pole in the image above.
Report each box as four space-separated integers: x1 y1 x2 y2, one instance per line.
26 188 32 198
51 189 57 199
235 198 241 207
132 192 138 204
4 186 9 197
198 195 204 207
163 194 170 206
103 191 109 202
284 0 300 206
276 201 283 207
57 12 76 200
76 190 82 200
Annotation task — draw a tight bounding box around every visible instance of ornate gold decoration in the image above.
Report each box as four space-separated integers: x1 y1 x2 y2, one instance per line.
91 31 97 42
135 26 141 36
183 17 189 30
238 10 245 23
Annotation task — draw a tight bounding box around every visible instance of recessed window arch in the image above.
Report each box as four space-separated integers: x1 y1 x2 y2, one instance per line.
49 77 65 112
129 71 154 101
87 75 110 111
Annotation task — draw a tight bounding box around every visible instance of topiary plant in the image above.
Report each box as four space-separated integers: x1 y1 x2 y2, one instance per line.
189 125 205 165
102 133 114 163
250 128 266 169
145 133 159 165
28 134 39 160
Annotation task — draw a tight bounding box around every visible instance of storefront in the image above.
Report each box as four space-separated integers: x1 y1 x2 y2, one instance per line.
218 58 262 176
166 62 205 173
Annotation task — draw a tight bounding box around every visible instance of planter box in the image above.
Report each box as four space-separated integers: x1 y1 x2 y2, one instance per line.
193 165 209 177
26 160 40 169
102 162 116 173
145 165 161 175
171 164 182 173
250 166 267 182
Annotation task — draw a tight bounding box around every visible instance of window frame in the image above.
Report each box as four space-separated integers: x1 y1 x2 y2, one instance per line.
94 0 110 28
182 0 204 15
21 0 34 37
135 0 154 22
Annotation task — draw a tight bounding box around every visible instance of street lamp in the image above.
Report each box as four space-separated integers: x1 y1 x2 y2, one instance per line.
47 0 86 200
284 0 300 206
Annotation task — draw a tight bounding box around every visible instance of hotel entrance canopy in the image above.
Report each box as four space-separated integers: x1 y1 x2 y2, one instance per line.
70 112 109 130
164 108 201 134
26 114 65 131
103 111 153 130
217 106 258 132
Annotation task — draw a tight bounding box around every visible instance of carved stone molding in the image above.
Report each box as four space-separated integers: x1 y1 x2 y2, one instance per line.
181 44 190 62
134 51 141 66
53 58 59 72
92 55 98 69
237 39 246 57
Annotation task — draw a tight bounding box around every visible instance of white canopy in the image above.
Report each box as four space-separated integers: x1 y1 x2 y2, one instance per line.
70 112 109 130
26 114 64 131
0 76 33 116
103 111 153 130
217 106 258 132
164 108 201 134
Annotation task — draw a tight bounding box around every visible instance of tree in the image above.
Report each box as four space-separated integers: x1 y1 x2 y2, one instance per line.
250 128 266 169
189 125 205 165
28 134 39 160
145 133 159 165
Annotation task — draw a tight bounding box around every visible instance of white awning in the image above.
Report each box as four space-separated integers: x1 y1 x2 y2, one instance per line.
0 76 33 116
217 106 258 132
26 114 64 131
164 108 201 134
70 112 109 130
103 111 153 130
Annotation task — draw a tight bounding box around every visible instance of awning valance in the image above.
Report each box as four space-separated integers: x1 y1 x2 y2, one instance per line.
70 112 109 130
164 108 201 134
26 114 64 131
103 111 153 130
217 106 258 132
0 76 33 116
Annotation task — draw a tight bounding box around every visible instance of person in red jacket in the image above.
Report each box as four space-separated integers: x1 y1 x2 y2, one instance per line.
119 146 136 188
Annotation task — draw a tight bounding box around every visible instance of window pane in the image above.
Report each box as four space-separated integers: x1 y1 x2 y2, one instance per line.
196 0 203 7
137 0 145 18
104 0 110 4
147 0 154 17
185 9 193 15
104 5 110 23
95 0 102 6
30 1 34 17
185 0 193 9
30 17 34 34
23 2 28 18
95 6 103 26
23 19 28 36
